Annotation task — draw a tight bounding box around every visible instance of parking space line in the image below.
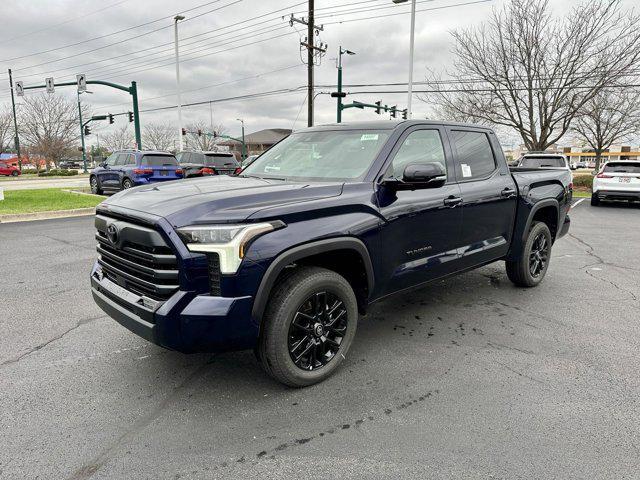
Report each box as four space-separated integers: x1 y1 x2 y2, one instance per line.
572 198 586 208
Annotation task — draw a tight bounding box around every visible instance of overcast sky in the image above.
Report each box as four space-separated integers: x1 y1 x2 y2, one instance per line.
0 0 636 148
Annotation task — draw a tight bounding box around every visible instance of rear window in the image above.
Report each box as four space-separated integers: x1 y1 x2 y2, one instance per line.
205 154 239 168
603 162 640 173
141 154 178 166
519 156 565 168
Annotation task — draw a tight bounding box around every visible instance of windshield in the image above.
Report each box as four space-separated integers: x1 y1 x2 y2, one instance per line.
141 154 178 166
241 130 390 181
519 156 565 168
603 162 640 173
205 154 239 168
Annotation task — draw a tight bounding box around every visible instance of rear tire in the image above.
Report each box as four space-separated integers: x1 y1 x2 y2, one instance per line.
506 221 552 288
11 171 18 177
257 266 358 387
90 176 103 195
590 193 600 206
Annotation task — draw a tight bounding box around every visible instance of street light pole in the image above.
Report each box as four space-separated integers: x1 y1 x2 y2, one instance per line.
77 90 88 173
393 0 416 119
236 118 245 159
336 46 355 123
174 15 185 151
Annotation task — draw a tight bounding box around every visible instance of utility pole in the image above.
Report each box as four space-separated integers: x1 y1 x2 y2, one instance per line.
392 0 416 118
7 69 22 170
174 15 185 151
290 2 326 127
236 118 245 159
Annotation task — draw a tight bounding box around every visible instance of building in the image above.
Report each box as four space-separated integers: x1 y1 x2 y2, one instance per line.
218 128 291 157
562 145 640 164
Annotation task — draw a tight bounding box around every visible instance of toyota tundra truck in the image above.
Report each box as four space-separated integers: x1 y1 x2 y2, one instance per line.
90 121 572 387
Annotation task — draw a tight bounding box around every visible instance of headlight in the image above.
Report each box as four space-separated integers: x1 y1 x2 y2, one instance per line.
177 221 284 274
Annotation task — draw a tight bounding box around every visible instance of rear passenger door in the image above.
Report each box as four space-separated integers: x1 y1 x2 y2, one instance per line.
447 128 517 268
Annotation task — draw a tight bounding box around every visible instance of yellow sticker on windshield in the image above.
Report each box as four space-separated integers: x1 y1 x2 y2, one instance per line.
360 134 379 141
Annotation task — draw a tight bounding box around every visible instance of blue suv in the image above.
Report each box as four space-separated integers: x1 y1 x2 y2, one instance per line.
90 150 183 194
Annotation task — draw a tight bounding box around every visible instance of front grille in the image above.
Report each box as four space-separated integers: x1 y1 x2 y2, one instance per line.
95 215 179 301
207 253 222 296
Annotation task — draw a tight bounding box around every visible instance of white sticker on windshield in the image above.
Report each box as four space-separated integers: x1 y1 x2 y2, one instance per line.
360 134 379 141
461 163 472 177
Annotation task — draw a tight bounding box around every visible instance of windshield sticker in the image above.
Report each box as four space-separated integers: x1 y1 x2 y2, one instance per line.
360 134 379 141
461 163 472 177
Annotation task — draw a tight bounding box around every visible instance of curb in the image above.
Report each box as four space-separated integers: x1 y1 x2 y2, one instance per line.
0 207 96 224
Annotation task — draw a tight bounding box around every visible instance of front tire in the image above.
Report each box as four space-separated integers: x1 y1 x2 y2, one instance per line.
257 266 358 387
11 171 19 177
90 176 103 195
122 178 133 189
591 193 600 206
506 221 552 287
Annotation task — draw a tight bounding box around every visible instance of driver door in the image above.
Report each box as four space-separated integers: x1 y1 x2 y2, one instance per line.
98 153 119 188
376 126 463 295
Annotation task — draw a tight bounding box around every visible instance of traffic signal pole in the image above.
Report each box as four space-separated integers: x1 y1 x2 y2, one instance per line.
337 60 343 123
21 79 143 150
77 90 87 173
7 69 22 170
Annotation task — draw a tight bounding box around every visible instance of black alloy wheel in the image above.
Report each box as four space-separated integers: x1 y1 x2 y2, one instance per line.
287 291 348 371
529 232 549 278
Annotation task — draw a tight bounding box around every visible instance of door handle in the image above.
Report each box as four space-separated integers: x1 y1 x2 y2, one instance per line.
443 196 463 207
501 187 516 198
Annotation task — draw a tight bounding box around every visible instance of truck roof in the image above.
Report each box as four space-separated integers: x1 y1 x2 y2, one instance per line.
305 120 495 132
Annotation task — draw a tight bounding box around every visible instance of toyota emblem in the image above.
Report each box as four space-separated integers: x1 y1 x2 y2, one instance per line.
106 224 119 245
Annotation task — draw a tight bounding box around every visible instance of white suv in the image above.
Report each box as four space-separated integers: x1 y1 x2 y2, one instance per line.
517 153 570 171
592 161 640 206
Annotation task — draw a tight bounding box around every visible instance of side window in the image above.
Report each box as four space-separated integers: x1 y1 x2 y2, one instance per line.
125 154 135 165
115 153 128 166
105 153 118 166
388 129 446 179
451 130 496 180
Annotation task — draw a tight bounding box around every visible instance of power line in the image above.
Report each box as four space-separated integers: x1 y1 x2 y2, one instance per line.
0 0 130 44
1 0 231 63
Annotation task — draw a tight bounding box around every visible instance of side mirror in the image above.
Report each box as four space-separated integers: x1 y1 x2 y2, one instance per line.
402 162 446 183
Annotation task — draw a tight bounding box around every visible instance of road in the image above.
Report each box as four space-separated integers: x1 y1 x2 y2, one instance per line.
1 201 639 479
0 176 89 191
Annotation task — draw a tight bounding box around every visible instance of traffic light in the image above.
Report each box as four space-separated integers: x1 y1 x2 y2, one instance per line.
84 125 91 136
127 111 134 122
181 128 187 136
402 109 408 120
108 114 114 124
375 101 382 114
197 129 202 137
390 106 397 118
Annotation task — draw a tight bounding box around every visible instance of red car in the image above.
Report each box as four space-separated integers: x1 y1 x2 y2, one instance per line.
0 161 20 177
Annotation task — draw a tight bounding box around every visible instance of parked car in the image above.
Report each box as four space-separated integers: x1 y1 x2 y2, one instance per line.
591 160 640 206
176 151 240 178
90 120 572 387
59 160 82 170
241 154 259 170
90 150 183 194
517 153 570 170
0 161 20 177
574 160 588 169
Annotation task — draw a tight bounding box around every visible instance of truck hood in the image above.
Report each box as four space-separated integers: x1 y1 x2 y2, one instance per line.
100 175 344 226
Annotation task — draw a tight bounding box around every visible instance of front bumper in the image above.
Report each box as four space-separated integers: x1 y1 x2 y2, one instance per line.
91 263 257 353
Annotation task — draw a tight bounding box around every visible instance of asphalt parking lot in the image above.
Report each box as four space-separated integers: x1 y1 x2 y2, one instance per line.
1 200 639 480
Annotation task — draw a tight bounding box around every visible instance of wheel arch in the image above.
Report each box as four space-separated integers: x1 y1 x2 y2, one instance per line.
251 237 374 327
506 199 559 261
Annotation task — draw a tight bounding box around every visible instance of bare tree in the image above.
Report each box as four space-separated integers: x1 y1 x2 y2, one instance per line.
572 89 640 170
0 106 14 153
101 124 136 152
17 93 86 168
421 0 640 151
184 120 226 150
143 122 176 152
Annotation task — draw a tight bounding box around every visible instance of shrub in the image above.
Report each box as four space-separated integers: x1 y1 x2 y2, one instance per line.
37 169 79 177
21 168 39 174
573 175 593 189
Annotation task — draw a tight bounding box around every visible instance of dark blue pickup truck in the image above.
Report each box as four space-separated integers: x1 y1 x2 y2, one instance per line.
90 120 571 386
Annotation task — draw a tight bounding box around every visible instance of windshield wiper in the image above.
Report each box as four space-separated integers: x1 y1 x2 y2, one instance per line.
239 174 286 181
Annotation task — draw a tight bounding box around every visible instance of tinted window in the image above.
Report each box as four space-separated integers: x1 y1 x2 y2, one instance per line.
519 156 566 168
205 154 239 168
388 129 446 178
451 131 496 180
141 154 178 166
603 162 640 173
105 153 118 166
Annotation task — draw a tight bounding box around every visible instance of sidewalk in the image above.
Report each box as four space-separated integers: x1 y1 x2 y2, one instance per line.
1 177 90 191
